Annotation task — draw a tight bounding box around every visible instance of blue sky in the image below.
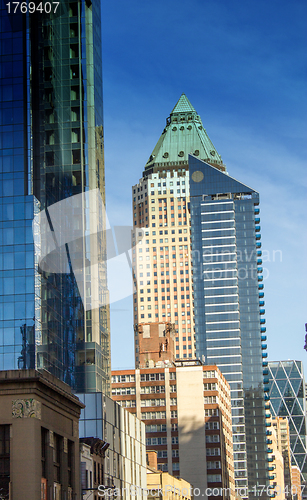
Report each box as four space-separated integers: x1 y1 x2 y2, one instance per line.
100 0 307 370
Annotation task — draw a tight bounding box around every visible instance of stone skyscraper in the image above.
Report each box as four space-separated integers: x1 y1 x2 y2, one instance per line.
132 94 225 366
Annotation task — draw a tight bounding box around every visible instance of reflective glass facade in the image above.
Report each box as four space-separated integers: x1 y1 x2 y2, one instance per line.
268 360 307 481
0 0 110 394
189 156 268 494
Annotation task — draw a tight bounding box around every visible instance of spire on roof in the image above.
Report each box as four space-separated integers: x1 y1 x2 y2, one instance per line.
171 94 196 114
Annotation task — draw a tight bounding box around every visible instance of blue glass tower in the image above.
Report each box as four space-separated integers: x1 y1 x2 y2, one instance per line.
189 156 269 494
268 360 307 482
0 0 110 394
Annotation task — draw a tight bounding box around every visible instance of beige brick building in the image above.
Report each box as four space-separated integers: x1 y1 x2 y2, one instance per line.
272 417 293 498
112 359 235 500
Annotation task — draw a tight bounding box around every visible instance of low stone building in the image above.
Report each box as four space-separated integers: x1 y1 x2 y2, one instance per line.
0 369 84 500
80 437 109 499
78 391 148 499
146 451 193 500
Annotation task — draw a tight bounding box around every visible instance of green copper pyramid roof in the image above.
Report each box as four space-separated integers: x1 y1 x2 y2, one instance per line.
144 94 225 172
171 94 196 114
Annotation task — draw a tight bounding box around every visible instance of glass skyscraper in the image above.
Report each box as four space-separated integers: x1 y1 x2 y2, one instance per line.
268 360 307 481
189 156 269 494
0 0 110 394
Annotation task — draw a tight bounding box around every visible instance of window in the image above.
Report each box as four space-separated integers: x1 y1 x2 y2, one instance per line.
172 449 179 457
140 373 165 382
204 383 217 391
206 448 220 456
53 433 62 483
172 436 179 444
205 409 219 417
206 435 220 443
0 425 10 497
112 387 136 396
140 386 165 394
172 462 180 471
120 400 136 408
204 396 217 404
207 461 221 470
67 440 74 487
207 474 222 482
171 411 177 418
146 424 167 433
41 427 48 478
142 411 166 420
170 398 177 406
205 422 219 430
141 399 165 407
146 437 167 445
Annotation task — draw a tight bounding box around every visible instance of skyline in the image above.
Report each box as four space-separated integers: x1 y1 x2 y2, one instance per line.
101 0 307 370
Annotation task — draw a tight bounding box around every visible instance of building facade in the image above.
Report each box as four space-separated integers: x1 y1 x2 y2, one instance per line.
268 361 307 482
189 155 269 493
291 466 302 500
272 417 293 498
78 391 148 499
0 369 83 500
267 416 285 499
147 457 193 500
80 437 108 500
111 361 235 500
132 95 268 493
132 94 226 367
0 0 110 394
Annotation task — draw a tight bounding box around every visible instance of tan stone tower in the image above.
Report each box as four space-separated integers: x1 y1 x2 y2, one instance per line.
132 94 225 367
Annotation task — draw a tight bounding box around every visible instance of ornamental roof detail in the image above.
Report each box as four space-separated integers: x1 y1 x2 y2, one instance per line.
144 94 225 172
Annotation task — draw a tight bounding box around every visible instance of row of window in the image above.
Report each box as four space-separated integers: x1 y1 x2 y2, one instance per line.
203 370 217 379
111 374 135 383
206 448 221 456
204 383 217 391
141 411 177 420
155 450 180 458
207 474 222 483
150 190 186 196
204 396 217 404
141 385 165 394
133 181 186 196
145 423 178 433
205 409 219 417
132 228 188 240
140 373 165 381
146 436 179 446
142 412 166 420
119 400 136 408
205 422 219 430
146 221 188 228
207 461 221 470
141 399 165 407
112 387 136 395
206 435 220 443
